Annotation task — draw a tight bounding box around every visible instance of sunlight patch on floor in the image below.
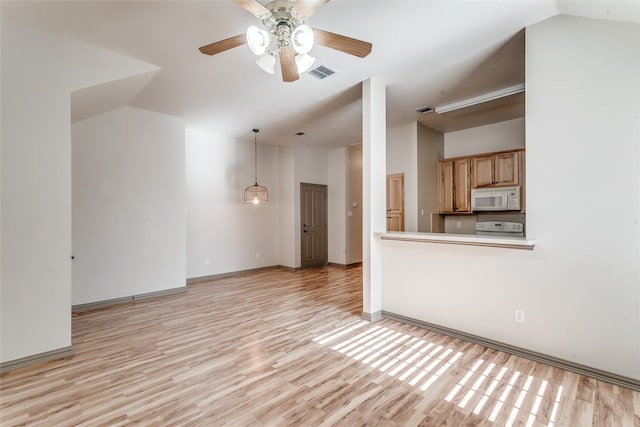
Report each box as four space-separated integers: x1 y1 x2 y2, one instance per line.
314 322 565 425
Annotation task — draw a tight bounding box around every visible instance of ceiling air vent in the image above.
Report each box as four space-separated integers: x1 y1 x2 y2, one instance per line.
415 106 434 114
309 65 336 80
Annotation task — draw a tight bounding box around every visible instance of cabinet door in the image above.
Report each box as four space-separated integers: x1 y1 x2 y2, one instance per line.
454 158 471 212
438 160 454 213
471 155 494 188
494 152 519 186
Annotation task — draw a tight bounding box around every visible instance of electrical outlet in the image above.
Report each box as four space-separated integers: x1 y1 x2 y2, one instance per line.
456 221 462 229
255 252 260 259
514 309 525 323
204 258 210 265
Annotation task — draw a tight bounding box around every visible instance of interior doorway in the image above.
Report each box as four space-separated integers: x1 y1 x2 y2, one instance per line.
300 183 328 269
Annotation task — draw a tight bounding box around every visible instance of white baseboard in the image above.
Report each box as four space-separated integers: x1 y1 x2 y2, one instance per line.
362 310 382 322
72 287 185 313
1 346 74 373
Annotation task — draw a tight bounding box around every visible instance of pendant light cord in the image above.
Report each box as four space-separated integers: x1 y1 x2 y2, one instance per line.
253 129 259 185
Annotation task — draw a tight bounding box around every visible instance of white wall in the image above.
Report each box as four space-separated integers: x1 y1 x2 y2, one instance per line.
72 107 185 305
445 117 525 158
328 148 347 265
381 15 640 379
1 19 157 363
362 77 387 318
387 123 418 231
525 15 639 375
186 139 355 272
278 146 296 268
185 129 280 278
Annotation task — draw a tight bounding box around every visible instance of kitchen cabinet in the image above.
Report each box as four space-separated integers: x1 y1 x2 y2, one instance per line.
471 150 521 188
438 158 471 214
437 149 525 214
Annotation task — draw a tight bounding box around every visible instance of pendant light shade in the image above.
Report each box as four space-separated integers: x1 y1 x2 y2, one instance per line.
244 129 268 204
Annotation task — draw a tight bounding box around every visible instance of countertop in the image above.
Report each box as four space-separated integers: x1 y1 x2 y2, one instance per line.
375 231 536 250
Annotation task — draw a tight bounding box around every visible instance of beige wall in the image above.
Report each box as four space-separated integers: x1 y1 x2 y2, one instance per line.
417 123 444 232
346 147 363 264
445 117 525 158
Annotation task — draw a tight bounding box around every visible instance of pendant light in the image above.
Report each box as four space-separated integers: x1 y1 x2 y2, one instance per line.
244 129 268 204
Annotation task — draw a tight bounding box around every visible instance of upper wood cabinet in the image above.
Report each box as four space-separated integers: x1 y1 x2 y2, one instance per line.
471 150 521 188
438 158 471 214
438 149 524 214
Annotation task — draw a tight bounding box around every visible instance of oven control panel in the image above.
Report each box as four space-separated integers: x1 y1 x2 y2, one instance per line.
476 221 523 233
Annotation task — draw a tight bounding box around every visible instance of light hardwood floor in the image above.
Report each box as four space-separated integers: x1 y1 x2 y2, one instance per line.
1 266 639 426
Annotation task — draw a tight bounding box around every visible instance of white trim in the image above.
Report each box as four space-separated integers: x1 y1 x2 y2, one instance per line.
377 231 535 250
72 287 185 313
0 346 74 373
435 84 525 114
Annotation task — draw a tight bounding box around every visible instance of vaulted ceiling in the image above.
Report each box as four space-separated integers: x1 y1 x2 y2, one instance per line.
2 1 638 146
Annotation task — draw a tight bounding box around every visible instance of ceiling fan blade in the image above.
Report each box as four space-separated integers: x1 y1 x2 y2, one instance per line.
199 34 246 56
279 46 299 82
292 0 330 20
314 29 372 58
234 0 271 18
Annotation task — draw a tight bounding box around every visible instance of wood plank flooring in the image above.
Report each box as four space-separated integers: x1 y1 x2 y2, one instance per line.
1 266 639 426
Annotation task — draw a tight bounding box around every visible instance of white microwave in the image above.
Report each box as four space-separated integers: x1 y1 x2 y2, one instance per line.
471 186 521 211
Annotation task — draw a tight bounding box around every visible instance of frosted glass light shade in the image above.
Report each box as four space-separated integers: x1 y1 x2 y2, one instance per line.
256 51 276 74
295 53 316 73
247 25 271 56
291 24 314 54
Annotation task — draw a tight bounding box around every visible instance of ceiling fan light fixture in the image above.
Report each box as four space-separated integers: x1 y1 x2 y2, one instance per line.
246 25 271 56
291 24 314 54
295 53 316 73
256 51 276 74
199 0 372 83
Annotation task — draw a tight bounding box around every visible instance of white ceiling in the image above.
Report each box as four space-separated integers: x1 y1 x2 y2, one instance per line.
3 0 639 147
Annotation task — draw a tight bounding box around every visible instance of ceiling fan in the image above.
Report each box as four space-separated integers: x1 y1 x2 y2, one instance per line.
199 0 372 82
